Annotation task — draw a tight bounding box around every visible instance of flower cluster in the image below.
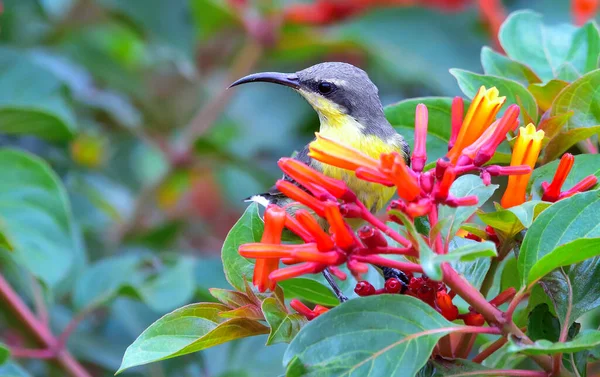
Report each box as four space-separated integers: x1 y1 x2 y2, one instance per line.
239 85 598 321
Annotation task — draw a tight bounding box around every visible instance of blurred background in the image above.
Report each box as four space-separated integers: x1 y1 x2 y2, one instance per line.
0 0 590 376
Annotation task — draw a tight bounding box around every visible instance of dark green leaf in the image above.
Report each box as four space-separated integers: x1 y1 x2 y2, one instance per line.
279 278 339 307
118 303 269 373
481 46 541 86
499 11 600 81
0 149 78 287
527 304 561 342
478 201 551 238
509 329 600 355
450 69 538 124
541 258 600 325
518 191 600 286
385 97 469 165
0 343 9 365
449 238 492 290
284 295 455 377
262 297 306 345
222 203 263 291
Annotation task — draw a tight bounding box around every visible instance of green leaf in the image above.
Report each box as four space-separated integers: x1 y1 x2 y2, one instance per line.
437 240 497 263
0 48 76 141
450 69 538 124
545 69 600 160
509 329 600 355
499 11 600 81
284 295 455 377
541 258 600 326
480 46 541 86
478 201 551 238
530 154 600 200
527 304 561 342
528 79 569 112
209 288 255 308
0 343 9 365
385 97 469 165
118 302 269 373
0 149 78 287
439 175 498 241
74 253 196 312
450 246 491 291
262 297 307 345
518 191 600 286
222 203 264 291
278 278 339 307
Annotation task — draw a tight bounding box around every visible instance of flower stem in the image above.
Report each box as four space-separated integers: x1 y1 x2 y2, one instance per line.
355 200 410 247
322 268 348 303
472 336 508 363
0 274 91 377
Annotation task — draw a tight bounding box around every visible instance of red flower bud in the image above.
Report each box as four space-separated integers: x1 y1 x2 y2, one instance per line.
384 278 403 294
435 166 456 201
436 291 458 321
559 175 598 199
462 312 485 326
354 281 376 296
358 225 388 248
449 96 464 150
412 103 428 172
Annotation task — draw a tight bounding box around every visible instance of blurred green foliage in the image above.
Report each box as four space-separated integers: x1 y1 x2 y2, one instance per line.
0 0 589 376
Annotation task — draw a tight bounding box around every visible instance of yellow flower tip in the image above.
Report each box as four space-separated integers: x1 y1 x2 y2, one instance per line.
518 123 545 141
481 86 506 107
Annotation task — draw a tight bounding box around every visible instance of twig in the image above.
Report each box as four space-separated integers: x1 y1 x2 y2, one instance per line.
472 336 508 363
322 268 348 302
0 274 91 377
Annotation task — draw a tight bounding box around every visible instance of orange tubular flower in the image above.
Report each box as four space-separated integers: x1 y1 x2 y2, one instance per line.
278 158 353 201
252 205 286 292
295 209 334 251
501 124 545 208
275 180 326 217
573 0 599 25
447 86 506 163
324 203 356 249
381 152 421 201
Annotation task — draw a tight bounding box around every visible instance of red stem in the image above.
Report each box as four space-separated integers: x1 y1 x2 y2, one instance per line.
352 255 423 273
428 204 444 254
10 347 56 359
0 274 91 377
472 336 508 363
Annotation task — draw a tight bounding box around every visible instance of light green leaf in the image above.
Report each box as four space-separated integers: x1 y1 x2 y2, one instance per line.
437 240 497 263
385 97 469 165
0 48 76 141
499 11 600 81
262 297 307 345
0 361 32 377
528 79 569 112
279 278 339 307
508 330 600 355
450 69 538 124
518 191 600 286
118 303 269 373
222 203 264 291
0 149 78 287
284 295 456 377
478 201 551 238
481 46 541 86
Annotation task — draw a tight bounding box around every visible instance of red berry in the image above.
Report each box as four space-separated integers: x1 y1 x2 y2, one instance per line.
384 278 402 294
354 281 376 296
463 312 485 326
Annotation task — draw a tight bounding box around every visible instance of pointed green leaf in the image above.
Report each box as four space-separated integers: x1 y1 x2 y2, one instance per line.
221 203 264 291
279 278 339 307
218 304 264 321
478 201 551 238
508 330 600 355
0 149 78 287
528 79 569 112
262 297 306 345
209 288 255 308
450 69 538 124
284 295 456 377
118 302 269 373
518 191 600 286
437 240 497 263
481 46 541 86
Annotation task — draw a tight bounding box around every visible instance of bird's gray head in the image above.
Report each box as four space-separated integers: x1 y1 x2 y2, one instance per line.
230 62 389 132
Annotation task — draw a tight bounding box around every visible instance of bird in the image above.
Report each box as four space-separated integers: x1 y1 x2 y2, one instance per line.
230 62 412 300
230 62 410 217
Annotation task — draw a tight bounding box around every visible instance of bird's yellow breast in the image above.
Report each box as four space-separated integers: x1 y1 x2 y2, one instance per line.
313 114 404 214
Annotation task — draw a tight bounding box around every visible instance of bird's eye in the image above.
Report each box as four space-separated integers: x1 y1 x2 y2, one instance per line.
317 82 334 94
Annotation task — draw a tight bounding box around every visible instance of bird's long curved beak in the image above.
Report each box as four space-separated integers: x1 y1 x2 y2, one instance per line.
229 72 300 89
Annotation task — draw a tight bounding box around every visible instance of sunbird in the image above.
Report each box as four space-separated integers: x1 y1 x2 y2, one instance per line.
230 62 410 216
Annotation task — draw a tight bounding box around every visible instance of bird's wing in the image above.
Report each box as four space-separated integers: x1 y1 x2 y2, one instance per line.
244 144 313 207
